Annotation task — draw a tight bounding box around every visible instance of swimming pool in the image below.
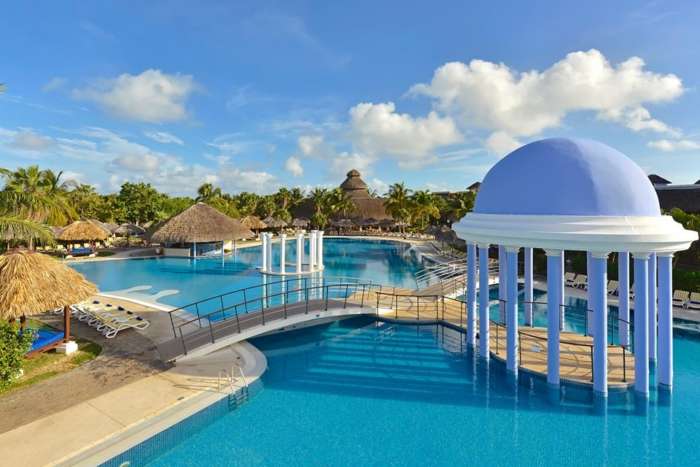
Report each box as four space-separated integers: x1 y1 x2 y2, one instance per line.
72 238 424 308
105 315 700 466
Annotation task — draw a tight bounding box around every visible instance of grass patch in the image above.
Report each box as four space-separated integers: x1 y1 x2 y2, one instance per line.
0 333 102 397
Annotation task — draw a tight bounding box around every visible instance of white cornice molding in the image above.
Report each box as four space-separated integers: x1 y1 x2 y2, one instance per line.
454 213 697 254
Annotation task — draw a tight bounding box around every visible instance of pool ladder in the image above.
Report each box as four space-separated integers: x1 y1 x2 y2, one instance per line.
218 365 249 410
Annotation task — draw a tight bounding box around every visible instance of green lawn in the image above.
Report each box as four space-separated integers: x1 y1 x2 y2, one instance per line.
0 321 102 396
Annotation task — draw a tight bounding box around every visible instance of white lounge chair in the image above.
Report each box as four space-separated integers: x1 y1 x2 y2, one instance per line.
688 292 700 311
607 280 619 296
565 272 577 287
673 290 690 308
572 274 587 289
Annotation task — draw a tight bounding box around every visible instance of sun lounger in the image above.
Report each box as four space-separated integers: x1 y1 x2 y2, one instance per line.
607 280 619 296
564 272 577 287
688 292 700 311
572 274 587 289
673 290 690 308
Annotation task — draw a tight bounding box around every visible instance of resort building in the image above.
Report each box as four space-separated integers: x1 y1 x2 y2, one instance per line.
151 202 254 257
649 174 700 214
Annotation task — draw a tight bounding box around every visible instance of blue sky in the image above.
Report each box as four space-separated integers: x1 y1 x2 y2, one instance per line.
2 0 700 195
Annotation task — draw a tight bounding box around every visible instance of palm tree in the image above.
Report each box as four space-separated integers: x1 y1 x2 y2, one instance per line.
196 183 222 202
0 166 76 225
327 188 355 219
410 190 440 230
309 188 329 228
0 215 53 246
384 182 411 232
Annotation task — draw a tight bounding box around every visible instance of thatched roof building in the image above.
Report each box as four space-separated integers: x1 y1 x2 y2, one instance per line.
0 249 97 320
151 202 253 244
241 215 267 231
292 169 391 222
57 220 110 242
262 216 288 229
115 223 146 236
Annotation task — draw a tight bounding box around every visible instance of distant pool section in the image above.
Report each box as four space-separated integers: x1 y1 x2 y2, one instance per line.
71 238 425 308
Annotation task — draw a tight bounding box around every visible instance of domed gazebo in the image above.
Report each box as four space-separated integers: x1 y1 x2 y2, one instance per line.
454 138 697 397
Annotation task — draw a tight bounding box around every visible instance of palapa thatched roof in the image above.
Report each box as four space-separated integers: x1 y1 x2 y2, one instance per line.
100 221 120 233
291 217 310 228
332 218 355 228
57 220 111 242
0 249 98 319
240 215 267 230
262 216 288 229
151 202 253 244
340 169 369 195
115 223 146 236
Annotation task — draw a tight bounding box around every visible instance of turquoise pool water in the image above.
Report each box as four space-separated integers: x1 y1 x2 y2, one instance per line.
72 238 423 308
108 315 700 466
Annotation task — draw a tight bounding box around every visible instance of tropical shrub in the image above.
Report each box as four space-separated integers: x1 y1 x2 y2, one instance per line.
0 322 34 388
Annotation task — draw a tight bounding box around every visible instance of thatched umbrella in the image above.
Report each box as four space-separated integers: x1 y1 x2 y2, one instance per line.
0 249 97 343
100 222 120 234
332 218 355 229
263 216 288 230
115 223 146 237
291 217 310 229
361 218 379 227
241 215 267 232
57 220 110 243
151 202 254 245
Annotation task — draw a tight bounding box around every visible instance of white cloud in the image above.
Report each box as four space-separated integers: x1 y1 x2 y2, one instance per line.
217 166 278 194
73 69 196 123
285 156 304 177
144 131 184 145
369 178 389 196
411 49 684 145
42 77 67 92
349 102 462 168
298 135 324 156
5 129 54 152
648 139 700 152
329 152 373 178
485 131 521 156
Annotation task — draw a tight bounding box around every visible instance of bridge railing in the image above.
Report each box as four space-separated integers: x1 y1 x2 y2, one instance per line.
169 281 386 354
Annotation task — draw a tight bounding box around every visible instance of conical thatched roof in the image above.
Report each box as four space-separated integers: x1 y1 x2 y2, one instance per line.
340 169 370 198
263 216 288 229
100 221 120 233
240 215 266 230
151 202 253 244
0 249 98 319
57 220 110 242
115 223 146 236
291 217 310 228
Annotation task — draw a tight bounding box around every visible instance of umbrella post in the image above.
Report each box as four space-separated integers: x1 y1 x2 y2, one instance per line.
58 304 78 355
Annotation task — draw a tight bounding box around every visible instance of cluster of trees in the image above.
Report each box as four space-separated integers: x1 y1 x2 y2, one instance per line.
0 164 477 246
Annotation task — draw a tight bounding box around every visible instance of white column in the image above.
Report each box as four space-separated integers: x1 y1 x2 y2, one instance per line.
586 252 594 336
466 243 477 347
648 252 657 363
261 233 268 272
619 252 630 347
266 233 273 275
633 252 650 395
560 251 566 330
506 247 520 373
309 231 317 271
545 249 562 387
317 231 324 270
524 247 533 326
658 253 674 388
279 233 287 274
296 233 304 274
498 245 507 323
591 252 609 396
478 244 490 358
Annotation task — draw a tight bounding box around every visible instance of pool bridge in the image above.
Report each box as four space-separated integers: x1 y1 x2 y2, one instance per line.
157 277 633 389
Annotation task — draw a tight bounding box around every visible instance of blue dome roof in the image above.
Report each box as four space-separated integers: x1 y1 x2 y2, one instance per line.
474 138 661 216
